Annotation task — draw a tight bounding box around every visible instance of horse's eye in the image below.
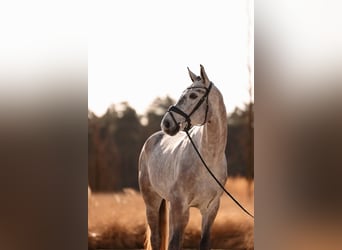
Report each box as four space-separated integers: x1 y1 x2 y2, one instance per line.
189 93 198 99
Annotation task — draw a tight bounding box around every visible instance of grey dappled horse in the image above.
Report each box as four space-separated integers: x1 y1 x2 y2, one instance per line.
139 65 228 250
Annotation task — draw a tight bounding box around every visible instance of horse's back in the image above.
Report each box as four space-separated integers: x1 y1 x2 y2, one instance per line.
139 131 164 177
139 129 187 164
139 130 190 198
140 130 164 157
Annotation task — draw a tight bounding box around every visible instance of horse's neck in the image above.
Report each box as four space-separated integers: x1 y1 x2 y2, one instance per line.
201 92 227 161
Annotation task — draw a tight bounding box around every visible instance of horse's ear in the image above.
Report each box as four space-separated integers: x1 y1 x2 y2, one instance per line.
187 67 199 82
200 64 210 86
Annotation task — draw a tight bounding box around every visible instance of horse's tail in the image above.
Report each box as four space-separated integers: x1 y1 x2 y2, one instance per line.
159 199 169 250
145 199 169 250
145 225 151 250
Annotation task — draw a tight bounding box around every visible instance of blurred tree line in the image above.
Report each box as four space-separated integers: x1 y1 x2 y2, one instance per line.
88 97 253 192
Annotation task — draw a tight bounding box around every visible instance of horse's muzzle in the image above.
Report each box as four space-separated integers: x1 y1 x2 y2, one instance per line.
161 117 180 136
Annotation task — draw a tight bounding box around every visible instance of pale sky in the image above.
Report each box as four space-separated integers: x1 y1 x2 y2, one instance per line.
89 0 254 116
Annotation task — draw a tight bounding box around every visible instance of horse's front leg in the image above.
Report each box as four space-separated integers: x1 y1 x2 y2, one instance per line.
200 198 220 250
168 199 189 250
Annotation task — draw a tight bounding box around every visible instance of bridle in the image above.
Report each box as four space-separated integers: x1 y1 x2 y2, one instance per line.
167 82 213 132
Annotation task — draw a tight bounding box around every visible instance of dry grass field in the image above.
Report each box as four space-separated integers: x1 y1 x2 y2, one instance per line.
88 178 254 249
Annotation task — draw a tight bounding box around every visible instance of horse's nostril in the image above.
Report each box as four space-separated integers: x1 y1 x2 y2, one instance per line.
164 120 170 129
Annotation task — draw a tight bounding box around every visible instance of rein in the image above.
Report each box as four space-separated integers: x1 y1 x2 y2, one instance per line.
185 129 255 219
167 81 254 219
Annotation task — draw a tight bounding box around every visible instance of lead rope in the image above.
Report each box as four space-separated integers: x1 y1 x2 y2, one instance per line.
185 130 255 219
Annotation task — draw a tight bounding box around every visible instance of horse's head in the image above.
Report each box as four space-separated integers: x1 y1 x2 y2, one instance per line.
161 65 213 136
